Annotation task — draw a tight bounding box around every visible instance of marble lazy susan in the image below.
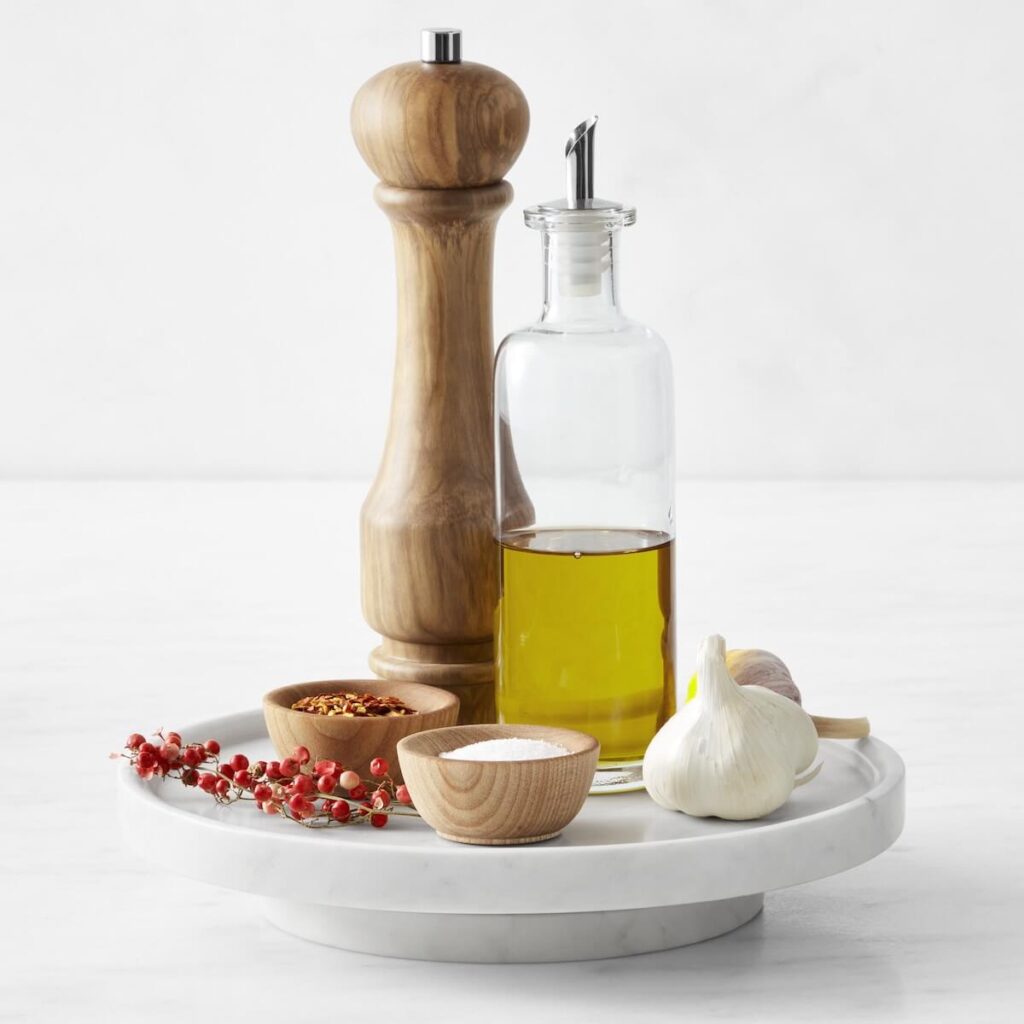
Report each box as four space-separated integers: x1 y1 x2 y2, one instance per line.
119 709 905 963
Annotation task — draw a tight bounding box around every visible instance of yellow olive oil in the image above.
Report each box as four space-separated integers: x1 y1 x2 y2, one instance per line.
496 529 675 764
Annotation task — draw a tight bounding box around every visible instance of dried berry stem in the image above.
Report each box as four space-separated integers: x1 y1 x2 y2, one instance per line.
116 732 419 830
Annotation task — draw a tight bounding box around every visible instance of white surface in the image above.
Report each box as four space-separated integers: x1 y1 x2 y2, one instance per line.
3 2 1024 479
118 710 903 919
1 481 1022 1017
259 895 767 963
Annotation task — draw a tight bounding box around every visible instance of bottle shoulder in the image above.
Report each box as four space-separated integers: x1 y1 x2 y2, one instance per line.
496 317 671 361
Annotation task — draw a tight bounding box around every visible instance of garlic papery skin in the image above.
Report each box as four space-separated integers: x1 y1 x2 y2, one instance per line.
726 649 802 704
643 635 819 821
685 648 801 705
685 646 871 739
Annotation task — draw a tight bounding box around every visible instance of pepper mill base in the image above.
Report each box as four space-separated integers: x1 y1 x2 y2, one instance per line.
369 639 496 725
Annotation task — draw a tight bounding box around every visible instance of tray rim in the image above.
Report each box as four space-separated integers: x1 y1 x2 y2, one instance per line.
118 708 905 915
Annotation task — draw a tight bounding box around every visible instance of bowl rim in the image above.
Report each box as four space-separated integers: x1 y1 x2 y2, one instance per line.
398 723 599 764
262 678 459 724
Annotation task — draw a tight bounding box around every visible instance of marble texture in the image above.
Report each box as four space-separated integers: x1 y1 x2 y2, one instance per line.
1 482 1023 1019
260 895 767 962
117 711 903 922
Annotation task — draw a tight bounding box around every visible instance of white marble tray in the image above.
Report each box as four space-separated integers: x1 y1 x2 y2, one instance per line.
118 709 905 962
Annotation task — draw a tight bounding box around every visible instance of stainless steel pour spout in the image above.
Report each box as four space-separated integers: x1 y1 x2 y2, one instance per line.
566 116 597 209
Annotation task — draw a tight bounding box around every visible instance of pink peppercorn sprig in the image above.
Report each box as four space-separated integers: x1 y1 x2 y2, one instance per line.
114 731 416 829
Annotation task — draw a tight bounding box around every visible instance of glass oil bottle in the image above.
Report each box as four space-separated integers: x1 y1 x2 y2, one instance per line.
494 118 676 792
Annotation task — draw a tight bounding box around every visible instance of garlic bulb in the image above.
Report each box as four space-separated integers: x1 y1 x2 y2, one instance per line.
686 646 871 740
643 635 819 820
685 648 801 704
727 649 802 703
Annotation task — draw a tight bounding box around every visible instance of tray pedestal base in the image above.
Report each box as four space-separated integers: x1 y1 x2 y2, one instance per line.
261 893 765 962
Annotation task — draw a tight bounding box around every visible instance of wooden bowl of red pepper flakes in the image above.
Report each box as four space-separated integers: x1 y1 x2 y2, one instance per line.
263 680 459 784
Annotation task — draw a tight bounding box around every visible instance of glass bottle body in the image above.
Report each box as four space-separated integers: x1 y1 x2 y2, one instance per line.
494 218 675 792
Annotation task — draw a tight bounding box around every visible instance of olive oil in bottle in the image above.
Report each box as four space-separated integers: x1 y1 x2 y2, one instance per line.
493 117 676 792
497 529 675 768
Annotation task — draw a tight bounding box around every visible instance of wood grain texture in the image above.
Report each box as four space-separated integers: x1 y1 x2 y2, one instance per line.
262 680 459 784
367 640 497 723
397 724 599 845
353 57 530 722
359 183 507 700
351 61 529 189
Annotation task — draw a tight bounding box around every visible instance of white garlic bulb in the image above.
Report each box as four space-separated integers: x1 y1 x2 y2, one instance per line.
726 648 802 704
643 634 819 820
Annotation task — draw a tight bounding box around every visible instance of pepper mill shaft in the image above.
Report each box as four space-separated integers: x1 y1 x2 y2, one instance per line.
351 32 530 722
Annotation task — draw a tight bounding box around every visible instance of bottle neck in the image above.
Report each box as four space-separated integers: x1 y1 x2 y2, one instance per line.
540 227 623 325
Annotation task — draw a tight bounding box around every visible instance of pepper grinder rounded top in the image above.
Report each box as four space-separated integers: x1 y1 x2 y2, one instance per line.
351 29 530 190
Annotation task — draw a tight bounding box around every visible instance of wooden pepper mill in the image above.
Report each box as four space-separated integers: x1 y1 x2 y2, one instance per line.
351 29 530 723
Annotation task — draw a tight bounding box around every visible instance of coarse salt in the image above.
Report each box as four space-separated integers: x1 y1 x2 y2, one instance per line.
440 737 571 761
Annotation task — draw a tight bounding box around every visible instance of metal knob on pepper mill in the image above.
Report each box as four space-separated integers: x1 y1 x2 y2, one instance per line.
350 30 531 723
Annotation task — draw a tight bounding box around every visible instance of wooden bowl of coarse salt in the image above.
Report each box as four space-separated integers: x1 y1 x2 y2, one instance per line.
397 724 599 845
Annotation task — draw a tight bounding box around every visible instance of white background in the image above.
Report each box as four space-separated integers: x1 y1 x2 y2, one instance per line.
3 0 1023 480
3 6 1024 1019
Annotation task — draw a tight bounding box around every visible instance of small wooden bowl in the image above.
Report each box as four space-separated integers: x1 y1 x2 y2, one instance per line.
397 724 599 846
263 680 459 784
